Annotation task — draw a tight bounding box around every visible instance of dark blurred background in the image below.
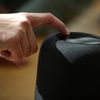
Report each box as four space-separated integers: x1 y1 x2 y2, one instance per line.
0 0 99 36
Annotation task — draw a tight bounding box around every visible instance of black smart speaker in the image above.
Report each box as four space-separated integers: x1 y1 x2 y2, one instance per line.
36 32 100 100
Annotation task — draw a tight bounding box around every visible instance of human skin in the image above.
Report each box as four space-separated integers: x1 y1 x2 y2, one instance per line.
0 12 69 62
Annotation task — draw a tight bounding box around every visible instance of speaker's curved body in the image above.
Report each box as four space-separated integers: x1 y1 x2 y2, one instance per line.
37 32 100 100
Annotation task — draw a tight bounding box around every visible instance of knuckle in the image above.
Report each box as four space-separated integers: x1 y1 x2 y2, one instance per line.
46 13 53 16
17 28 24 35
20 18 29 27
9 36 20 45
44 13 55 23
45 13 53 19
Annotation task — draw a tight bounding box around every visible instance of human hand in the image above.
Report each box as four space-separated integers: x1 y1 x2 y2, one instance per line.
0 12 69 62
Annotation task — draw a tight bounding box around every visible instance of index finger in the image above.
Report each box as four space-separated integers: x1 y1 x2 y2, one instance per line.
25 13 70 35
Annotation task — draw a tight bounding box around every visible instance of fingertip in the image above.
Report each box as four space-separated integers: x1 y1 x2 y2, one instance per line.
66 28 70 35
62 27 70 36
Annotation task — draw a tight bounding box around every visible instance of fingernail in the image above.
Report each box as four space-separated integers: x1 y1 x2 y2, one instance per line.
66 28 70 35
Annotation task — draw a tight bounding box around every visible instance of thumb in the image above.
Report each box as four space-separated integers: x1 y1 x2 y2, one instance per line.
0 50 11 59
